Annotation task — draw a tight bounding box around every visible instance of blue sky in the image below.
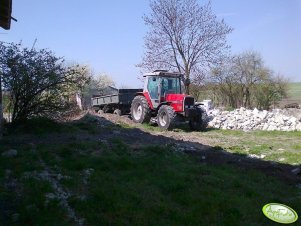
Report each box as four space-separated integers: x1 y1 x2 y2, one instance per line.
1 0 300 87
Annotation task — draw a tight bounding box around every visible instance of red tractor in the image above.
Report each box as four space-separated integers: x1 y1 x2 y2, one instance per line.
130 70 208 130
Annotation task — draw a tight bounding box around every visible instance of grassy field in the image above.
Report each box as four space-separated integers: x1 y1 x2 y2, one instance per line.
279 82 301 107
288 82 301 99
142 122 301 165
0 116 300 225
199 129 301 165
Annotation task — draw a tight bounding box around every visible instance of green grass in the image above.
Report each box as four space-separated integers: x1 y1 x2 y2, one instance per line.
200 129 301 165
278 82 301 107
2 141 300 225
6 117 77 135
67 145 300 226
0 117 300 225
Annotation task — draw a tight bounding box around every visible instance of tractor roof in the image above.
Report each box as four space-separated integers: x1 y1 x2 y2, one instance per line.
143 70 183 78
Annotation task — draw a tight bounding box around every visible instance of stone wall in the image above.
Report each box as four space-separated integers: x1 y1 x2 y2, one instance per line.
207 107 301 131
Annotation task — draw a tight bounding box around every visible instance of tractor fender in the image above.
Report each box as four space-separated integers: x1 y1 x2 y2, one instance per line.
134 92 144 96
155 102 172 114
134 92 154 110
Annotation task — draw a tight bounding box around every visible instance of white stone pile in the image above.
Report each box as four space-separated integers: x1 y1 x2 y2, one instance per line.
207 107 301 131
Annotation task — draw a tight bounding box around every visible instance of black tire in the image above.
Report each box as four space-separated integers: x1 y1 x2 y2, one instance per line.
157 105 176 130
131 96 151 123
189 108 208 131
103 105 113 113
113 109 122 116
93 107 100 113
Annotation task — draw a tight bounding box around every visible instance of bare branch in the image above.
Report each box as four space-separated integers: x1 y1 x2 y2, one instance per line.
138 0 232 93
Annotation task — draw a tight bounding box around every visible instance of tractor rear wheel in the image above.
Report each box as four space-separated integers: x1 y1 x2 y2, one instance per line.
131 96 151 123
189 108 208 131
157 105 176 130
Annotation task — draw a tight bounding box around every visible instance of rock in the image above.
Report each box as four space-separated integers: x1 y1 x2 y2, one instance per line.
281 126 290 131
243 128 251 132
267 125 277 131
253 108 259 116
262 124 269 130
239 107 246 113
207 107 301 132
222 125 227 130
249 154 258 158
1 149 18 157
282 116 290 121
291 167 301 175
259 110 268 120
235 115 243 120
296 123 301 131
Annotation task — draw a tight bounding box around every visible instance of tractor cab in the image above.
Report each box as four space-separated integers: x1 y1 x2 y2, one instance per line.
143 70 185 109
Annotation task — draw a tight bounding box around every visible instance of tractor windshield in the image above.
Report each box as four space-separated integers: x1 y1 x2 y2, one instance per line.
160 77 182 96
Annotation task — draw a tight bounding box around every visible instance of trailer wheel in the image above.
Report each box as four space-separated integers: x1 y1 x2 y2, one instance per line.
157 105 176 130
93 107 100 113
113 109 122 116
103 105 113 113
189 109 208 131
131 96 151 123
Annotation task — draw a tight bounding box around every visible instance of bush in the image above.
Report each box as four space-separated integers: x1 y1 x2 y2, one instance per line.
0 42 90 122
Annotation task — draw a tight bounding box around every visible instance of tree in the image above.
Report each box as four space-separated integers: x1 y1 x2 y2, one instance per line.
231 51 267 108
253 75 288 109
209 58 243 108
0 42 90 123
208 51 288 109
81 73 116 108
92 74 116 94
138 0 232 94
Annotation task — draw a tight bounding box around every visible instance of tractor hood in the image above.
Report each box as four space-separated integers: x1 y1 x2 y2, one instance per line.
165 94 195 112
165 93 187 102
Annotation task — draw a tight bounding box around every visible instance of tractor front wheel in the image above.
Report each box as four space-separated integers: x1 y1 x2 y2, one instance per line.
157 105 176 130
131 96 151 123
189 109 208 131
